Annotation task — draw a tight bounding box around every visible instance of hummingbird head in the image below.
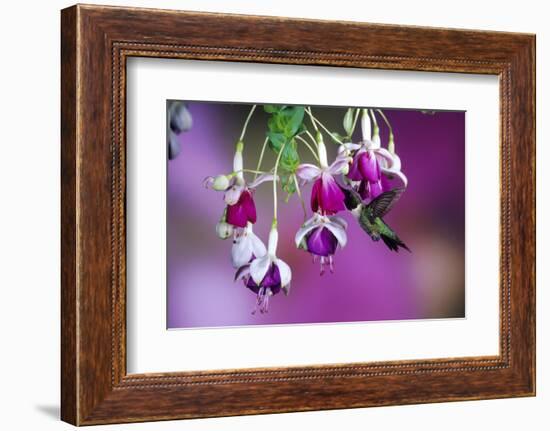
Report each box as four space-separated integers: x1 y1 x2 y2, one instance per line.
339 184 363 212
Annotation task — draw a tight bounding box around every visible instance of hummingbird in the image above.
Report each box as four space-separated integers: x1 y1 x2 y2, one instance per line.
341 186 411 253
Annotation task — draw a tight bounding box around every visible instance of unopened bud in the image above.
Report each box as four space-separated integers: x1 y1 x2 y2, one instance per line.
388 133 395 154
211 175 230 191
235 140 244 153
216 221 234 239
372 125 380 146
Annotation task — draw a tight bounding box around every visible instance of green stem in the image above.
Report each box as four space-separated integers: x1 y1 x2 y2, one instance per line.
369 109 379 134
238 105 257 142
305 107 344 145
295 135 320 162
304 130 319 150
376 109 395 152
305 106 319 133
254 136 269 181
376 109 393 135
232 168 272 177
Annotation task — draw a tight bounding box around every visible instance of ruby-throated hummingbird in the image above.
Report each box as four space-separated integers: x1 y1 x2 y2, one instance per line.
342 186 411 253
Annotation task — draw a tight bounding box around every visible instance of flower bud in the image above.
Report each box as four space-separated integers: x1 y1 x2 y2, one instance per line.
388 133 395 154
211 175 230 191
216 221 234 239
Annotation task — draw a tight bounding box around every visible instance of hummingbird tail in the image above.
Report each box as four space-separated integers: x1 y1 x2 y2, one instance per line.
381 234 411 253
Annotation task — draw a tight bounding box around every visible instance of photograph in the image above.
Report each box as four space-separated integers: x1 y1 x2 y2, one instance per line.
167 102 466 328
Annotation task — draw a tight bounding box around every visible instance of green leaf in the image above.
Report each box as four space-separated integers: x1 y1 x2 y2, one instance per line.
282 107 305 137
280 140 300 173
343 108 355 136
265 107 304 184
264 104 287 114
267 131 286 152
280 173 297 195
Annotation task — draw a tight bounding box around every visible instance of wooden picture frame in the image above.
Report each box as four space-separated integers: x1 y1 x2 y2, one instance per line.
61 4 535 425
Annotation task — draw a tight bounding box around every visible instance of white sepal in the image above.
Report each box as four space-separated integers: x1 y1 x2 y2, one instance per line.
324 221 348 248
249 173 276 189
276 259 292 288
327 157 351 176
250 254 272 285
231 236 252 268
328 215 348 229
231 226 267 268
233 150 244 179
223 177 245 205
295 163 322 182
294 216 320 248
267 227 279 256
250 230 267 260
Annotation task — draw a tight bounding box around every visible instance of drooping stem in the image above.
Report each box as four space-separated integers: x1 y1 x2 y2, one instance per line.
369 109 380 138
305 106 319 133
238 104 257 142
295 135 320 162
232 168 272 177
376 109 393 135
254 136 269 181
304 130 319 150
376 108 395 153
293 173 308 221
305 107 344 145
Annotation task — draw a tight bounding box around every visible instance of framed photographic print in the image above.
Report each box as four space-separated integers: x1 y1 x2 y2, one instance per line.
61 4 536 425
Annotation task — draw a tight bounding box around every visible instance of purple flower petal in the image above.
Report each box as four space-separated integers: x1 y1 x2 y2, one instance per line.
347 152 364 181
241 190 257 224
359 179 384 201
246 263 281 294
358 150 381 182
370 180 383 198
311 173 346 215
306 226 339 257
226 190 257 227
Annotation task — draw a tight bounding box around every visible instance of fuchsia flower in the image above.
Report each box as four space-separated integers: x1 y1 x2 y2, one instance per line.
340 112 407 202
296 153 350 215
205 149 274 228
235 226 291 314
295 213 347 274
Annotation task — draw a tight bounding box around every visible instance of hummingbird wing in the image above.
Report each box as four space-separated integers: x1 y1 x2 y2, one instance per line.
339 184 363 211
368 188 405 220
